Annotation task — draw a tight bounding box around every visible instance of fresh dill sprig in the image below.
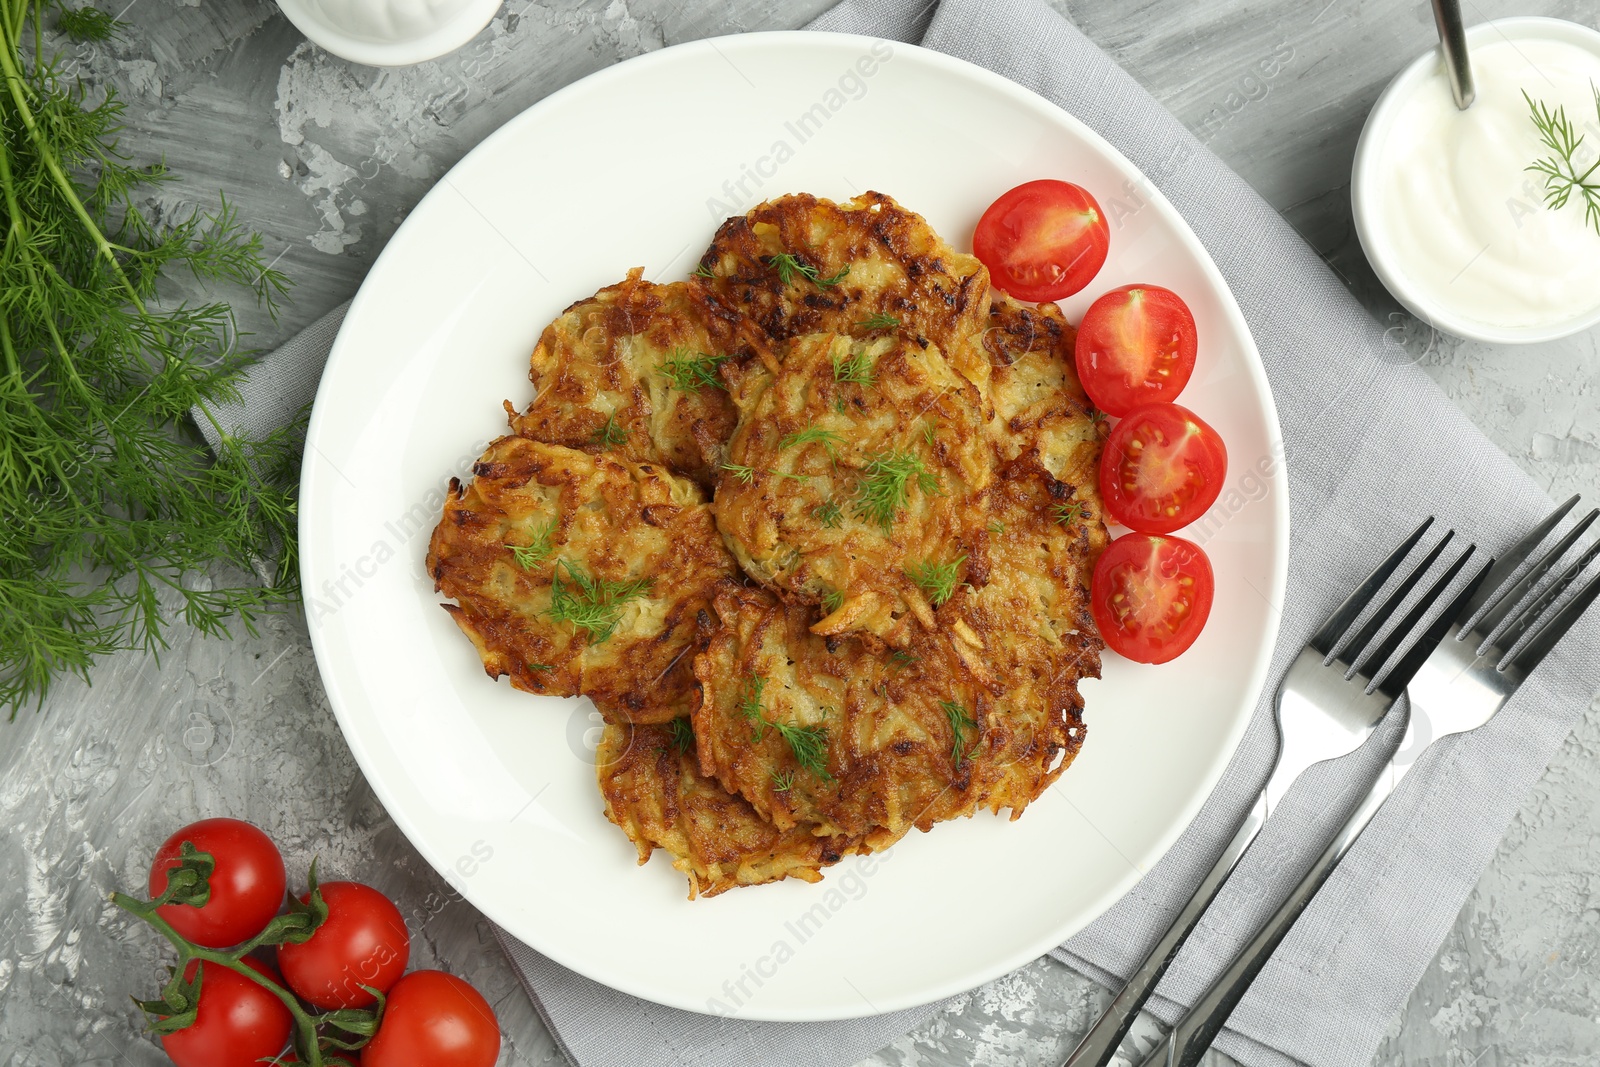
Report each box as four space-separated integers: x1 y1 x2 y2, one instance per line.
811 500 844 528
940 699 979 765
590 414 628 448
888 649 918 669
737 674 768 740
770 717 833 781
528 663 555 671
668 716 695 754
820 587 845 614
693 262 717 279
854 312 901 331
832 346 877 387
660 349 728 392
0 5 298 715
1052 500 1090 526
507 519 558 570
778 426 843 455
547 562 652 643
770 768 796 791
906 556 965 607
722 462 757 485
987 520 1006 535
766 252 851 288
922 421 937 447
1526 86 1600 236
854 451 939 532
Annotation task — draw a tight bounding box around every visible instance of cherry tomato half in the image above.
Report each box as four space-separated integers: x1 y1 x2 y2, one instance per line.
973 179 1109 302
362 970 501 1067
161 957 293 1067
149 818 287 949
1099 402 1227 534
277 881 410 1010
1075 284 1198 416
1090 533 1215 664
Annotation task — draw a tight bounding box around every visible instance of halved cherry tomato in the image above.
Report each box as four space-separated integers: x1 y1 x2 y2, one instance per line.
1090 534 1214 664
1099 402 1227 534
973 180 1109 301
161 957 293 1067
1075 285 1198 415
277 881 410 1010
362 970 500 1067
149 818 287 949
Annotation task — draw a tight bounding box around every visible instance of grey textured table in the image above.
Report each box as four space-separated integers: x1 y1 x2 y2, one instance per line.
3 2 1598 1065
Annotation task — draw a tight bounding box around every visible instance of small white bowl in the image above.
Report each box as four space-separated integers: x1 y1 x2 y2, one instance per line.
275 0 502 68
1352 16 1600 345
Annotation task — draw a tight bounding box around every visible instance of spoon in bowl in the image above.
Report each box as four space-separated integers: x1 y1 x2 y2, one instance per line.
1431 0 1475 108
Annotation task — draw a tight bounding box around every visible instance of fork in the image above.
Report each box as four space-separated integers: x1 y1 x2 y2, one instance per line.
1136 496 1600 1067
1061 519 1481 1067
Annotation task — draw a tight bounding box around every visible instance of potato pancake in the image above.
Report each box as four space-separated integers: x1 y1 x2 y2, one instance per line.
425 436 735 722
693 192 993 393
509 268 765 486
712 332 993 647
597 719 883 899
691 581 1089 841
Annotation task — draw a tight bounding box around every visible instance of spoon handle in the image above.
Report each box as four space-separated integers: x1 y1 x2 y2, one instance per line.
1431 0 1475 109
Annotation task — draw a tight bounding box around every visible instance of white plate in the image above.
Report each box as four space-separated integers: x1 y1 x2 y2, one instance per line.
300 32 1288 1021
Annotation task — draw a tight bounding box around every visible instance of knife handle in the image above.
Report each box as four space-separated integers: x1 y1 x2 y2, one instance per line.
1061 803 1266 1067
1137 777 1394 1067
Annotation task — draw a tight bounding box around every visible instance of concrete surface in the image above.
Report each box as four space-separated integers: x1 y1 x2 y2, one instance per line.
2 1 1598 1066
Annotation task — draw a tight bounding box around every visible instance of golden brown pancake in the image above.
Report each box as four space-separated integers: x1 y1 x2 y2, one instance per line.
425 436 736 722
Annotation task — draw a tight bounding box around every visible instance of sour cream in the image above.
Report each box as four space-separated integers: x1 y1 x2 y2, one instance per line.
1353 19 1600 342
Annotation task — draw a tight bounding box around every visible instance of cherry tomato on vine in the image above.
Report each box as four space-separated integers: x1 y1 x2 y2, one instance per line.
149 818 287 948
1090 533 1215 664
1075 285 1198 415
278 881 410 1010
160 957 293 1067
973 179 1109 301
1099 402 1227 534
362 970 501 1067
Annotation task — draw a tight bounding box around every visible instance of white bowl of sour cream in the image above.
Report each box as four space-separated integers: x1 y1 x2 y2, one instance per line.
1353 17 1600 343
275 0 502 67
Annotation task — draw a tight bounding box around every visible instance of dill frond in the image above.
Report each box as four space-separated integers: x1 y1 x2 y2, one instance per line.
778 426 842 455
940 699 979 764
590 414 628 448
660 349 728 392
737 673 767 740
769 768 796 791
1052 500 1090 526
668 716 695 754
770 717 832 781
507 519 557 570
1526 87 1600 235
854 312 900 331
906 555 965 607
57 7 119 40
722 462 756 485
547 562 652 643
853 451 938 532
832 346 877 388
811 500 843 528
820 586 845 614
766 252 850 289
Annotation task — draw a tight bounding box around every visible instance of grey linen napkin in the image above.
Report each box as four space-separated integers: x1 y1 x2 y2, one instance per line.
212 1 1600 1065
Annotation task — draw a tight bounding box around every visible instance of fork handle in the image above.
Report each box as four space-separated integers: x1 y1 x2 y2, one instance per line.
1135 778 1394 1067
1060 805 1266 1067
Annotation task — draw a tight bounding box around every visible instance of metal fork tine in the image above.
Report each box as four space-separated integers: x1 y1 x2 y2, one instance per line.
1472 504 1596 638
1465 494 1581 622
1508 567 1600 676
1307 517 1435 656
1350 542 1473 682
1492 532 1600 653
1378 554 1494 697
1334 530 1455 666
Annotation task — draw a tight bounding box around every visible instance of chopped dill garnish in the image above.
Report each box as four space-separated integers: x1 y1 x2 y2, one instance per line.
669 717 695 754
737 674 768 740
770 470 812 483
528 663 554 671
778 426 843 455
940 699 979 764
987 520 1006 535
812 500 844 528
547 562 653 643
1526 87 1600 235
854 312 901 331
590 414 628 448
888 649 918 669
507 519 558 570
835 396 849 415
906 555 965 607
854 451 938 532
660 349 729 392
1052 501 1090 526
770 768 796 791
832 346 877 387
722 463 757 485
767 253 850 288
820 587 845 614
770 717 833 781
693 262 717 279
922 421 937 447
